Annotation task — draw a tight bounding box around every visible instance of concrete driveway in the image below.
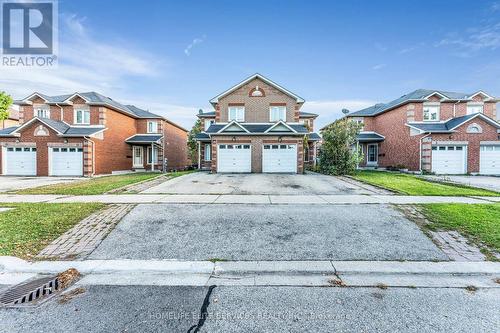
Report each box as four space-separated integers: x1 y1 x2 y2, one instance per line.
142 172 385 195
423 175 500 193
0 176 81 192
90 204 446 261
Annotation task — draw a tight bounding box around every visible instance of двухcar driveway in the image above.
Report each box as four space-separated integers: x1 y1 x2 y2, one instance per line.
89 204 446 261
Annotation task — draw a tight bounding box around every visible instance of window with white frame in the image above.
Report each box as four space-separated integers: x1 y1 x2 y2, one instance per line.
423 104 440 121
74 109 90 124
270 106 286 122
204 144 211 161
204 119 215 131
36 108 50 118
147 146 158 164
147 121 158 133
228 106 245 122
467 103 483 115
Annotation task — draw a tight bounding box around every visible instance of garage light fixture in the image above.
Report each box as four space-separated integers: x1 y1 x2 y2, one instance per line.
232 136 236 141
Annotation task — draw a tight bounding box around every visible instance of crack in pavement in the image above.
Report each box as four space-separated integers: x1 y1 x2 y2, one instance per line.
187 285 216 333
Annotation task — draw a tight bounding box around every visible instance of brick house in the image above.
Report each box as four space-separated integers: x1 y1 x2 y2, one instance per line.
195 74 320 173
344 89 500 175
1 106 19 129
0 92 189 176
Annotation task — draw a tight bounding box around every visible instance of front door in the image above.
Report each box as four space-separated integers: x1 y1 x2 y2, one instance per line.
133 146 143 167
367 144 378 166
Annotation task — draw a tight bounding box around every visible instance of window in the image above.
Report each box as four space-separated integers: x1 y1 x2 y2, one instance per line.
467 104 483 115
36 108 50 118
270 106 286 122
204 119 215 131
147 147 158 164
367 144 378 164
75 109 90 124
204 144 211 161
148 121 158 133
423 105 439 121
228 106 245 122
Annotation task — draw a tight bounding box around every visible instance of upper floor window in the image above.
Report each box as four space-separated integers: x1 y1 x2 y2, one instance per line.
75 109 90 124
36 108 50 118
270 106 286 122
423 104 440 121
204 119 215 131
148 121 158 133
228 106 245 122
467 103 483 115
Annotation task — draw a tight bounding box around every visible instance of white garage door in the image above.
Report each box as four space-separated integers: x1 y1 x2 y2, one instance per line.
50 147 83 176
217 144 251 173
3 147 37 175
431 145 466 174
262 144 297 173
480 145 500 175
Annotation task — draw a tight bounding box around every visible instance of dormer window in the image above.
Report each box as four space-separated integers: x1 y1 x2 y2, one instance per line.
423 103 440 121
270 106 286 122
36 108 50 118
467 103 483 115
75 109 90 124
228 106 245 122
148 121 158 133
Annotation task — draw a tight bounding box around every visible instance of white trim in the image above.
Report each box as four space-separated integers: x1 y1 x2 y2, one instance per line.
12 117 64 135
146 146 159 164
366 143 379 166
449 113 500 131
74 108 91 125
147 120 159 133
227 106 245 122
468 91 494 100
423 91 449 100
432 141 469 145
63 93 90 103
217 121 250 133
132 146 144 167
22 92 49 103
422 103 440 122
359 131 386 139
204 143 211 161
480 141 500 145
209 73 305 104
264 120 297 133
269 105 287 122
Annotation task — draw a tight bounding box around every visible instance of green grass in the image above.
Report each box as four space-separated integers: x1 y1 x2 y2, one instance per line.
17 172 164 195
419 203 500 253
0 203 105 259
352 170 500 196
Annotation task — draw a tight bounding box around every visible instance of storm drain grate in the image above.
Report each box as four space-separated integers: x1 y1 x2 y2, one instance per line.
0 275 60 307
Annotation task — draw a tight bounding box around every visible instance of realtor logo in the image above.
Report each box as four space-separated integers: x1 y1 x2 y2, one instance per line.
1 0 58 66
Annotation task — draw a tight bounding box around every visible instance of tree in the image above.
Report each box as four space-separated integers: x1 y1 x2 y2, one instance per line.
0 92 13 126
187 118 203 165
318 117 363 175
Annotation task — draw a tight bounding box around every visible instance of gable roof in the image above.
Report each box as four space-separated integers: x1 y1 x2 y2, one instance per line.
357 131 385 142
6 117 106 137
407 113 500 133
349 89 498 117
264 121 297 133
204 123 310 135
209 73 305 105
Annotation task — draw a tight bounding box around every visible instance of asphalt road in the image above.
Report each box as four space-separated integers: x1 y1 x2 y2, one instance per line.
89 203 447 261
0 285 498 332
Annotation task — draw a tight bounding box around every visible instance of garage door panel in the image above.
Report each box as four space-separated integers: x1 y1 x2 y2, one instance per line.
431 145 466 175
217 144 251 173
480 145 500 175
50 147 83 176
4 147 37 176
262 144 297 173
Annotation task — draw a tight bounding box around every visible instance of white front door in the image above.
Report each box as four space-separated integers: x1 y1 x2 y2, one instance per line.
262 144 297 173
217 144 251 173
3 147 37 175
367 144 378 166
50 147 83 176
480 145 500 175
133 146 143 167
431 145 467 174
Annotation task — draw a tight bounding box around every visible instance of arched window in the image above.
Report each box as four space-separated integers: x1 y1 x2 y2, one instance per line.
249 85 265 97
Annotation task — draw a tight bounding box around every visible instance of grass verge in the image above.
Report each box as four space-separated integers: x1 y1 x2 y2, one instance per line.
352 171 499 196
16 172 163 195
418 203 500 256
0 203 105 259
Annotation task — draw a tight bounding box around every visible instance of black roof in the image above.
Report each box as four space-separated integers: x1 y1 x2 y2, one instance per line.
125 134 163 144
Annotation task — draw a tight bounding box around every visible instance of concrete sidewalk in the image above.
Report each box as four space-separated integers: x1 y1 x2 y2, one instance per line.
1 257 499 288
0 193 498 204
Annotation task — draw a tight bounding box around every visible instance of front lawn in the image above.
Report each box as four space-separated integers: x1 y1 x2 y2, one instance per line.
16 172 163 195
419 203 500 254
352 171 499 196
0 203 105 259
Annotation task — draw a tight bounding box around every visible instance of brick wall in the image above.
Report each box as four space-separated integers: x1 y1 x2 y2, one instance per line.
163 121 189 170
216 78 301 123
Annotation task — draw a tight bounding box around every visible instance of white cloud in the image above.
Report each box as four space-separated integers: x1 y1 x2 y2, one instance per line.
435 22 500 56
301 100 376 130
0 13 164 99
184 36 205 56
372 63 386 70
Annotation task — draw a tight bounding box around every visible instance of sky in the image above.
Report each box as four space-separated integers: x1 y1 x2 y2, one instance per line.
1 0 500 130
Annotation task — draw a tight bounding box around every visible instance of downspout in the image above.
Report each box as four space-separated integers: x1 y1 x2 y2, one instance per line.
151 142 154 172
453 101 460 118
197 141 201 170
419 133 432 173
56 103 64 121
83 136 95 177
